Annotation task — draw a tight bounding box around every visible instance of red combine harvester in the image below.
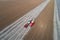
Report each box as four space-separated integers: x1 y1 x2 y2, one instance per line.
30 19 35 27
